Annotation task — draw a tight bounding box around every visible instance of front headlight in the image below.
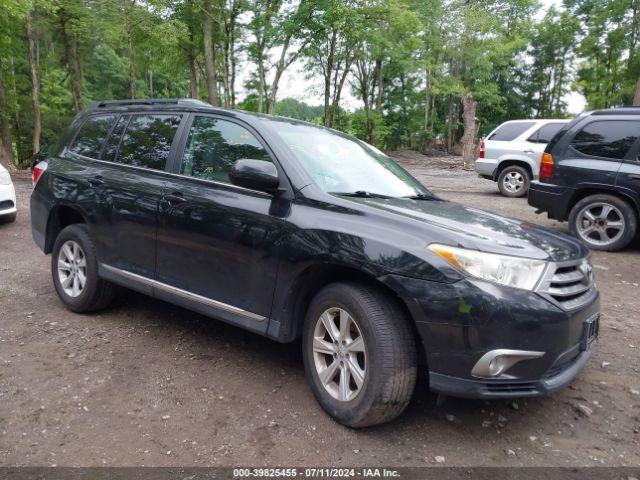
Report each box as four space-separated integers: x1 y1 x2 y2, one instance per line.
0 171 11 185
428 244 547 291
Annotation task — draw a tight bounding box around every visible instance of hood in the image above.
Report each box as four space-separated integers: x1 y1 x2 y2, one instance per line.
346 196 587 262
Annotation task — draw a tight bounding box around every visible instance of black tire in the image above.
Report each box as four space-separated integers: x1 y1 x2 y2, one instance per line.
568 194 637 252
51 224 118 312
302 282 417 428
0 212 16 223
497 165 530 198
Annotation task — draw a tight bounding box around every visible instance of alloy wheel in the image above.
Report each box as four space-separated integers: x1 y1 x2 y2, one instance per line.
57 240 87 297
312 307 367 402
576 202 625 247
502 171 524 193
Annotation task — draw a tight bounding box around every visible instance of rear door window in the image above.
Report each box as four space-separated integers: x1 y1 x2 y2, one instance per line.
528 123 566 144
70 115 116 158
111 114 181 170
488 122 535 141
570 121 640 160
101 115 129 162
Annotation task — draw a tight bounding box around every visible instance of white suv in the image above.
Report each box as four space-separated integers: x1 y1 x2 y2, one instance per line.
475 119 568 197
0 164 17 223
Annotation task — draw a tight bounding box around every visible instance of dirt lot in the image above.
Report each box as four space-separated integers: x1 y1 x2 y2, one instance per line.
1 153 639 467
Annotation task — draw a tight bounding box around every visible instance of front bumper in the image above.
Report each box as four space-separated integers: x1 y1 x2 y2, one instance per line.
528 181 574 221
380 273 600 399
429 348 592 399
0 182 17 216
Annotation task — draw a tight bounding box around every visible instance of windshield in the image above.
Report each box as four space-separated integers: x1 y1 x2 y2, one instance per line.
269 122 430 198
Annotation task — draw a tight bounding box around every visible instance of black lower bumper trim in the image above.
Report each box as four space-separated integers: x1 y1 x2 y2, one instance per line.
429 350 592 399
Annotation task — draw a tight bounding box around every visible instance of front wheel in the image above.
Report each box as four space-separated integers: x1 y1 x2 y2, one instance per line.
302 282 417 428
569 194 637 251
497 165 530 197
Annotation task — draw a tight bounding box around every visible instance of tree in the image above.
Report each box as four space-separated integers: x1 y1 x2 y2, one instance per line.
566 0 640 108
303 0 361 127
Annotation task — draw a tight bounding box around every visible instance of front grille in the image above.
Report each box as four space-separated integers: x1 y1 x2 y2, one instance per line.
536 259 595 310
0 199 14 210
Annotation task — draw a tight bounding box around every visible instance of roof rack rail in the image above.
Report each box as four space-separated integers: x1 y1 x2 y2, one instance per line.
592 106 640 116
96 98 210 108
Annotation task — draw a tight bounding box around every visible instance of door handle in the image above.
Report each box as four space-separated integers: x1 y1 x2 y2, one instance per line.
88 175 104 186
629 174 640 181
523 149 535 154
165 192 186 205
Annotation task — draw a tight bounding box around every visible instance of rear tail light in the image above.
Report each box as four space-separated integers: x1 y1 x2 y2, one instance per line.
479 140 485 159
32 161 48 186
539 153 554 180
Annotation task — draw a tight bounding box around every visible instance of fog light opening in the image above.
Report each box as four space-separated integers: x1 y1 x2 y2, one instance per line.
471 349 545 378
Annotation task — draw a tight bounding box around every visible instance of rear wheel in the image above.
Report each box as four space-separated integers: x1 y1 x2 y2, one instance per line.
569 194 637 251
51 224 118 312
498 165 530 197
302 282 417 428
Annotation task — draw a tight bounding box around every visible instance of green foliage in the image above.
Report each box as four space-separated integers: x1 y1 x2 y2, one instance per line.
0 0 637 168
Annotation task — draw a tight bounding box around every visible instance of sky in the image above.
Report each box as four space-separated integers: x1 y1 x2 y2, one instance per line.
254 0 587 116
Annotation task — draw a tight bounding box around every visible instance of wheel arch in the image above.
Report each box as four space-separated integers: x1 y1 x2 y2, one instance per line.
277 263 428 367
44 203 88 254
495 159 534 181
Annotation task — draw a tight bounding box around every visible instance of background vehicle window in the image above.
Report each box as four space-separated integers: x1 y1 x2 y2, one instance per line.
570 121 640 159
528 123 565 144
70 115 116 158
488 122 535 141
181 116 272 183
115 114 181 170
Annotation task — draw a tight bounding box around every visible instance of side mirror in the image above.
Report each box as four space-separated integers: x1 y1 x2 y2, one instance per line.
230 159 280 194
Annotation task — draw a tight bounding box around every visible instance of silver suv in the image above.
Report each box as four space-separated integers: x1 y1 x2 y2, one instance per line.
475 119 568 197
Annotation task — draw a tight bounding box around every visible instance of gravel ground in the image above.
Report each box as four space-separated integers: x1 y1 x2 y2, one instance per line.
0 152 639 467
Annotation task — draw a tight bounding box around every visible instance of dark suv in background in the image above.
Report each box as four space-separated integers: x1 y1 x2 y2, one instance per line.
31 99 599 427
528 107 640 251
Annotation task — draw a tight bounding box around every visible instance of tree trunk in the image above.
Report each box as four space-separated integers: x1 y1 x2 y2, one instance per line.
446 95 454 152
323 29 337 127
257 58 265 113
375 58 383 113
60 11 83 112
27 14 41 155
267 37 291 114
461 92 478 168
424 66 430 131
634 78 640 106
0 57 16 170
202 0 219 106
9 57 24 168
188 46 198 98
126 21 136 99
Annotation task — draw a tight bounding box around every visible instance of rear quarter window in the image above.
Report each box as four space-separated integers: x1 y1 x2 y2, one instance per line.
70 115 116 158
570 120 640 160
488 122 536 141
528 123 566 144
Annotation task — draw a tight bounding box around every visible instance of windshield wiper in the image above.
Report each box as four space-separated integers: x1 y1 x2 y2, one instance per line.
403 192 436 200
330 190 392 199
